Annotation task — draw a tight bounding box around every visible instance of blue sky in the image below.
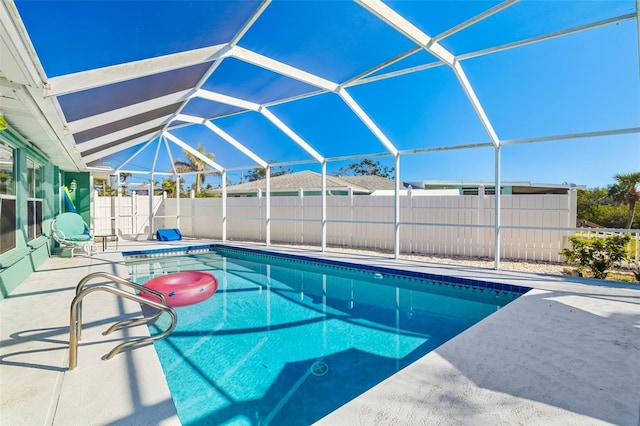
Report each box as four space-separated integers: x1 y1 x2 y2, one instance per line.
15 0 640 189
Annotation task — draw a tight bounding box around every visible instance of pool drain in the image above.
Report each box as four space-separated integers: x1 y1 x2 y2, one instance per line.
310 361 329 376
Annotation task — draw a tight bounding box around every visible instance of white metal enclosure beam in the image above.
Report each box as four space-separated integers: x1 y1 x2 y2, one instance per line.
172 114 204 125
452 62 501 147
194 91 323 168
194 89 261 111
637 0 640 79
357 0 501 148
67 90 192 134
83 132 160 164
458 12 636 62
161 0 270 136
162 136 178 175
260 107 325 162
348 12 635 88
494 146 502 270
45 44 228 97
394 154 401 259
232 46 339 92
431 0 519 43
231 0 273 46
115 139 157 172
356 0 454 65
204 121 268 168
338 88 399 156
78 116 171 153
151 136 162 172
163 131 224 172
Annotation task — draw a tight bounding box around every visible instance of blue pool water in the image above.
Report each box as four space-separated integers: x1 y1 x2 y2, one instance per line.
125 246 528 425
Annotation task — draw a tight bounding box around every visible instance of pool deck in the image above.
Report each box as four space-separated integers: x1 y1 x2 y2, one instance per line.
1 239 639 425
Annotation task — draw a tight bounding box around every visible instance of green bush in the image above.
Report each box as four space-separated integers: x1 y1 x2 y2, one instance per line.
560 234 631 279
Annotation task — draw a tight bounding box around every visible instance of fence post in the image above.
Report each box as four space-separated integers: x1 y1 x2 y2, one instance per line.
222 170 227 242
321 162 327 252
407 186 413 252
394 154 400 259
176 176 180 231
477 184 484 257
348 186 353 248
148 181 154 240
117 174 122 235
130 191 136 236
257 188 262 242
92 189 98 233
191 189 195 237
299 188 304 244
567 184 577 228
266 167 271 246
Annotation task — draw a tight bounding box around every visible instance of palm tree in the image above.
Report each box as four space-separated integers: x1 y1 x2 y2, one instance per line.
160 178 177 197
174 144 215 193
120 172 132 196
608 172 640 228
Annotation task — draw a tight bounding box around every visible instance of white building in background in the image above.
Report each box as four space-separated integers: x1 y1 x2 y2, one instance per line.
405 180 585 195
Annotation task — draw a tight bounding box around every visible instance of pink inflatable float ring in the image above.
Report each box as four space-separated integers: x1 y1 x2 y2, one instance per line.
140 271 218 307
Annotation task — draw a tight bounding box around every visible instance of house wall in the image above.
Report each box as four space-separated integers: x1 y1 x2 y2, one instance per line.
0 127 58 300
62 172 91 223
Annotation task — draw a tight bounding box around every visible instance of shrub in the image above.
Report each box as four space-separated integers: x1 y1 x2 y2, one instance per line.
631 264 640 282
560 234 631 279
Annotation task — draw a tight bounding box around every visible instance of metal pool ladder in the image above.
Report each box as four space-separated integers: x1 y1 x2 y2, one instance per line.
68 272 177 370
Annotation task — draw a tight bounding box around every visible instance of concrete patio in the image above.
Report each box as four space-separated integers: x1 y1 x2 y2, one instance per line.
1 239 639 425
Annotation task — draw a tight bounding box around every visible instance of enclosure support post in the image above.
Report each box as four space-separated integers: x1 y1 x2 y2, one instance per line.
265 166 271 246
637 0 640 80
222 170 227 242
191 189 195 237
148 174 154 240
394 154 401 259
299 188 304 245
494 146 501 270
321 161 327 252
90 175 95 231
116 172 121 236
176 175 181 231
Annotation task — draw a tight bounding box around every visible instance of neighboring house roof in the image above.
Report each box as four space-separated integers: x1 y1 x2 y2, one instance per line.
339 175 407 191
220 170 404 195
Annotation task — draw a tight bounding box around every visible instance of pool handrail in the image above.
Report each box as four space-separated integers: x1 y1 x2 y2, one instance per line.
69 272 177 370
74 272 167 340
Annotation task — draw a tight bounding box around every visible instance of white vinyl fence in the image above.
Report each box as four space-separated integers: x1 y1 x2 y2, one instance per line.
92 189 599 263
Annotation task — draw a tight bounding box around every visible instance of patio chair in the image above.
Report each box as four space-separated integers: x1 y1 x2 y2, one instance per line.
51 212 98 257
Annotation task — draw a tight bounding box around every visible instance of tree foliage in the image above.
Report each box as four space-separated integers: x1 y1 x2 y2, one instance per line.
159 178 187 197
577 188 631 228
559 234 631 279
246 165 292 182
174 144 216 193
333 159 394 179
608 172 640 228
577 172 640 229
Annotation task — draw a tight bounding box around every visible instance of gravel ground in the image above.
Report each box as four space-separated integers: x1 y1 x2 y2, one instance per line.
282 244 637 281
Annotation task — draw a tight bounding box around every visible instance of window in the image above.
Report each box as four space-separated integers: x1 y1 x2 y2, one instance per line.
27 157 43 241
0 144 16 254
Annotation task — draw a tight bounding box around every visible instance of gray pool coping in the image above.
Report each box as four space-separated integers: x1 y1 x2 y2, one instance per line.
1 239 638 425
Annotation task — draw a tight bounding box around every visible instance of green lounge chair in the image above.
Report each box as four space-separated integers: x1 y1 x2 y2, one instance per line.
51 213 98 257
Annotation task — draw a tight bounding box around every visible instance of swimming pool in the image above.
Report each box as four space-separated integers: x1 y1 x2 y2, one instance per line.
125 245 529 425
